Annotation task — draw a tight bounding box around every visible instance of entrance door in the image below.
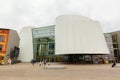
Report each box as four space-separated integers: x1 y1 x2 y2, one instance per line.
33 37 55 61
39 43 48 56
36 43 48 61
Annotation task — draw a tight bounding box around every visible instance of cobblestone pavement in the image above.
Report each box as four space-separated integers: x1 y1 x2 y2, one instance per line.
0 63 120 80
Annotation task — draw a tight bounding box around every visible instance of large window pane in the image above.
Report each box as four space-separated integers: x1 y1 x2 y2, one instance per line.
0 45 2 51
0 35 4 42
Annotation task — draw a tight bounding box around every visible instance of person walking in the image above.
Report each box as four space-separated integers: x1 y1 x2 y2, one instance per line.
43 59 47 65
39 59 43 66
8 58 12 65
112 60 116 67
31 59 36 66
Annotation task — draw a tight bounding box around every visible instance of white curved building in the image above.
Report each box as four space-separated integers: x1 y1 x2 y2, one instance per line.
19 15 109 62
18 26 34 62
55 15 109 55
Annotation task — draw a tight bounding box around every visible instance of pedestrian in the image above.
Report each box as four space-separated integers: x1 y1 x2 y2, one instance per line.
112 61 116 67
39 59 42 66
8 58 12 65
43 58 47 65
31 59 36 66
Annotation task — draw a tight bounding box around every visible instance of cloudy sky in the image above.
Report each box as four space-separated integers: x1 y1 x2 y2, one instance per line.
0 0 120 33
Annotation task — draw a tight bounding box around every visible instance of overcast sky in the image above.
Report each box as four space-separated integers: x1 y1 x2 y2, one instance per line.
0 0 120 33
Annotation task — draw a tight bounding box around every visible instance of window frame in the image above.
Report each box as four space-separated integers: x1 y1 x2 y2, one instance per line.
0 44 3 51
0 35 5 42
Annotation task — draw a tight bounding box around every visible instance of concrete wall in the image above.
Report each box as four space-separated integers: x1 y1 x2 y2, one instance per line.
55 15 109 55
18 26 34 62
5 30 20 64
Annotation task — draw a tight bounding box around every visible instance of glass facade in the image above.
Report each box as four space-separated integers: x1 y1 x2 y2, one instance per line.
104 33 114 61
112 34 120 62
32 26 55 61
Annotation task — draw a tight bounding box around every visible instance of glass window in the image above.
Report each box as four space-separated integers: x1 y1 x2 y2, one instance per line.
0 45 2 51
0 35 4 42
113 44 119 48
112 34 118 43
49 43 55 49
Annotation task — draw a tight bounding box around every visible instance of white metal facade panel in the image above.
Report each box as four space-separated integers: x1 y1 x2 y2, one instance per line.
18 27 34 62
55 15 109 54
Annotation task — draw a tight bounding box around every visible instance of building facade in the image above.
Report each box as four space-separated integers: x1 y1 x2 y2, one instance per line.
32 26 55 61
0 28 20 64
19 15 109 63
55 15 109 55
18 26 34 62
110 31 120 62
104 33 114 61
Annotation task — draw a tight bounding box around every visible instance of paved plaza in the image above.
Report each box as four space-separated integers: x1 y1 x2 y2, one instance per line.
0 63 120 80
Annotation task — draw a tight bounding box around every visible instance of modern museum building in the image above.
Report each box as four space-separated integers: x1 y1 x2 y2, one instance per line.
19 15 110 63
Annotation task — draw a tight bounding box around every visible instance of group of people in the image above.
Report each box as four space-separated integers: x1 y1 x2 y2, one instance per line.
31 58 117 68
31 58 50 66
39 59 47 66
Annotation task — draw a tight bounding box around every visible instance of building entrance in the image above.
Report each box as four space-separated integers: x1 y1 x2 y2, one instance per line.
32 25 55 61
33 37 55 61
